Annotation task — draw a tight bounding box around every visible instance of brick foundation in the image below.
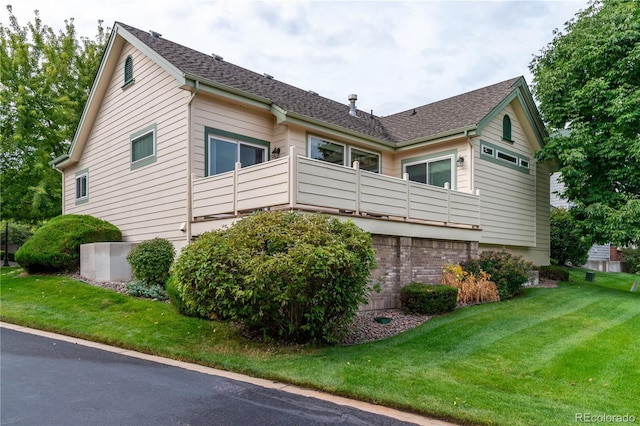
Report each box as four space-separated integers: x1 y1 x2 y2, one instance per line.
363 235 478 311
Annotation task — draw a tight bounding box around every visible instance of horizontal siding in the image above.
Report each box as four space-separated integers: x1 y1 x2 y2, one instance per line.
475 104 536 247
192 96 275 177
63 42 189 244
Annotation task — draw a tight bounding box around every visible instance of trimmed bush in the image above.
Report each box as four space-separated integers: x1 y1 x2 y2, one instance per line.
539 265 570 281
400 283 458 315
166 275 204 318
461 249 534 300
126 238 175 288
173 211 377 344
14 214 121 273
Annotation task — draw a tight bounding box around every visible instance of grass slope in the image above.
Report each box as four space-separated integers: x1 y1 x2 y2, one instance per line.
1 266 638 425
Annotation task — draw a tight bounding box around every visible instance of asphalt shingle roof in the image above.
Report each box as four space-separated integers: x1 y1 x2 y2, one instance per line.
118 22 522 144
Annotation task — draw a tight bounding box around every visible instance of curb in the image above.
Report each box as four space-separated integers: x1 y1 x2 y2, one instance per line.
0 321 456 426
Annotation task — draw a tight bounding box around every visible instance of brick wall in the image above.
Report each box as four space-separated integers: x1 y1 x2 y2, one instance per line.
363 235 478 311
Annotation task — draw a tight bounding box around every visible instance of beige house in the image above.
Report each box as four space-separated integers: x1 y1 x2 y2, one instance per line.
52 23 550 309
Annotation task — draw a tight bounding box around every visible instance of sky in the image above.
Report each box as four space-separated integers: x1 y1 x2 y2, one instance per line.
2 0 589 116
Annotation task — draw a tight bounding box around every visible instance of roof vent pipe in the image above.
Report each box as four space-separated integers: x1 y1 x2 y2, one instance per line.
348 94 358 117
149 30 162 38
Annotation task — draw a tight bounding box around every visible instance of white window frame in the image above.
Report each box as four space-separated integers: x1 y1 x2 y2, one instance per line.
206 135 267 176
481 145 495 157
75 170 88 205
403 154 455 188
349 146 381 173
496 149 518 165
308 136 347 166
519 158 530 169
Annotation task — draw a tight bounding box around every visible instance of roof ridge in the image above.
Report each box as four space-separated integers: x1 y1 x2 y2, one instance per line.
114 22 525 144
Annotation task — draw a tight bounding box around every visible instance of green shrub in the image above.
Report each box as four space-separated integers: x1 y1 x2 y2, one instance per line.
538 265 570 281
166 275 204 318
0 250 15 262
400 283 458 315
126 238 175 287
1 220 34 246
14 214 121 273
461 250 534 300
126 280 168 301
173 211 377 344
550 208 591 266
621 248 640 274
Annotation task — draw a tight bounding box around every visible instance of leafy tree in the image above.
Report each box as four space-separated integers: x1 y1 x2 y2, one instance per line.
530 0 640 246
549 208 591 266
0 6 108 223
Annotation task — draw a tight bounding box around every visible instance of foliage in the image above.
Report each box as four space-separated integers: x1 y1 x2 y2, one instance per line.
126 238 175 288
0 6 108 222
3 266 640 426
126 280 168 301
441 264 500 305
538 265 570 282
621 248 640 274
461 250 534 300
0 220 34 246
530 0 640 246
166 275 204 318
549 208 591 266
400 283 458 315
173 211 377 344
14 214 121 273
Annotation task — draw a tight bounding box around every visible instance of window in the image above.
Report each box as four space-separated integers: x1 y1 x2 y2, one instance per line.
404 156 453 188
480 140 530 173
496 150 518 165
308 136 380 172
75 169 88 204
502 114 513 142
207 136 267 176
123 55 134 87
130 124 157 170
350 148 380 172
309 137 345 166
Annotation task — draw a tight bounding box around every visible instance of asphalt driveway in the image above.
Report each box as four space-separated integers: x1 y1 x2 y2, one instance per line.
0 326 450 426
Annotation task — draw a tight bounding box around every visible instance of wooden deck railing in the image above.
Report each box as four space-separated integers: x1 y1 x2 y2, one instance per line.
192 147 480 227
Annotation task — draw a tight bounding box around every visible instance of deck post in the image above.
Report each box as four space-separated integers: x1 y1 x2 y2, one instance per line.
403 173 410 221
233 161 241 215
289 146 297 209
445 182 451 223
353 160 361 215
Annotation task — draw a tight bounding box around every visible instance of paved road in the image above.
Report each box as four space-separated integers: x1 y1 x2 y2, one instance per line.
1 328 422 426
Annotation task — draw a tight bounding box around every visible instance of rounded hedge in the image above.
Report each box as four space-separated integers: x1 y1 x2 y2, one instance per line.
126 237 175 287
15 214 122 273
173 211 377 344
461 249 534 300
400 283 458 315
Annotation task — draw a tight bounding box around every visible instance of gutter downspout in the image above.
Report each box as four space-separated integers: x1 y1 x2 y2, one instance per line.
54 168 65 215
464 129 474 192
186 80 199 245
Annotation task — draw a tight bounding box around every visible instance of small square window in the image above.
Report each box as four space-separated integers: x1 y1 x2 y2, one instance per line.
481 145 494 157
520 159 530 169
130 125 157 170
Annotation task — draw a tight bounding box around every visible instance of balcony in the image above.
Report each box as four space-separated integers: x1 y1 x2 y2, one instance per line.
192 148 480 231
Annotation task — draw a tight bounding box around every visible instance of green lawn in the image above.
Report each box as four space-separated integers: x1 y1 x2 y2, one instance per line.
1 266 638 425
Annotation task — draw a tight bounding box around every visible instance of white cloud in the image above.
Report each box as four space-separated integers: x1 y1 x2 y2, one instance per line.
2 0 588 115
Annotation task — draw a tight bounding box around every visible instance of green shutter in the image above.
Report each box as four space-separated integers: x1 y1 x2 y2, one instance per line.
124 56 133 85
503 114 512 142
